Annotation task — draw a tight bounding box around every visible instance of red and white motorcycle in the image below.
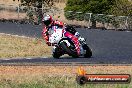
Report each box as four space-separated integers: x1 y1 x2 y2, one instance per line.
42 25 92 58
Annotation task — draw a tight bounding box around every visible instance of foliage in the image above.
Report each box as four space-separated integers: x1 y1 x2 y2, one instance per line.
75 12 85 21
26 7 35 23
64 0 132 29
64 11 75 20
64 0 115 14
65 0 131 16
127 16 132 30
21 0 54 7
109 0 132 16
64 0 115 26
64 11 85 21
109 0 132 29
19 0 54 24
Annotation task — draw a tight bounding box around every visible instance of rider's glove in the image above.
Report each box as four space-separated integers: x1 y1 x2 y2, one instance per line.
75 32 80 37
78 37 85 42
45 31 49 35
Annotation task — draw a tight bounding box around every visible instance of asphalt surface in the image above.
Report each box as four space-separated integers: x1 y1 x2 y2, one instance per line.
0 22 132 64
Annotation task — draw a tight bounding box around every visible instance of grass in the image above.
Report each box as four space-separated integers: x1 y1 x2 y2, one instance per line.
0 74 131 88
0 34 51 58
0 66 132 88
0 73 131 88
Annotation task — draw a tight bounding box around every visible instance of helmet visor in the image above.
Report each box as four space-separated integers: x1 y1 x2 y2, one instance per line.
44 20 51 26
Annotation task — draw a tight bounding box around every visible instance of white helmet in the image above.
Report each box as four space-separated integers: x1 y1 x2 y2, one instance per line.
42 15 53 26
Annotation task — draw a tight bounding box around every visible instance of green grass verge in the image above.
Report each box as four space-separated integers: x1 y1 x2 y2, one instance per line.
0 76 131 88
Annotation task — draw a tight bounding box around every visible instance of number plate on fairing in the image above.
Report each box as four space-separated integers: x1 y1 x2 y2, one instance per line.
49 27 63 44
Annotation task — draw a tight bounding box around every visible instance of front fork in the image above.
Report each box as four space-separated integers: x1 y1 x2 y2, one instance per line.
78 37 87 56
80 45 86 56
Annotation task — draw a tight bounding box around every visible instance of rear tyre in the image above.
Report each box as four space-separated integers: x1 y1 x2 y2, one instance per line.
60 41 78 58
83 44 92 58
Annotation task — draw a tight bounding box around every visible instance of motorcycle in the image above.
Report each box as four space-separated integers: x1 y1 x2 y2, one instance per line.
42 25 92 58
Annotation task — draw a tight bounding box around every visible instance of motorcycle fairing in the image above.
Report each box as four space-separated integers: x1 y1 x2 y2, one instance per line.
64 31 81 55
47 26 63 45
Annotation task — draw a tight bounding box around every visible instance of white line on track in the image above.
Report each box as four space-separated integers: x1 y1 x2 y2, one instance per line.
26 58 32 59
25 57 48 60
4 59 10 60
126 31 131 32
0 33 35 39
0 57 48 61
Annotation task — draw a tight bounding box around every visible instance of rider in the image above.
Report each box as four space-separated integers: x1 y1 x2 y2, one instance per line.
42 15 85 45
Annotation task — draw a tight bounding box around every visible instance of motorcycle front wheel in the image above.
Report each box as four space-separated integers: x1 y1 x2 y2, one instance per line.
52 46 61 58
83 44 92 58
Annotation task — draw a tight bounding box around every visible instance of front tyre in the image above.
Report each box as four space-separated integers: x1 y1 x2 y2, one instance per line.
83 44 92 58
52 46 61 58
52 52 60 58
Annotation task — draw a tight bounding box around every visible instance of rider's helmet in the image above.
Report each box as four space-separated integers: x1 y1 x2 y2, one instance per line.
42 15 53 26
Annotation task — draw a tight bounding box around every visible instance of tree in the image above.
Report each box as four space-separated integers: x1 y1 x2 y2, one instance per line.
20 0 53 7
110 0 132 16
65 0 115 14
19 0 54 24
64 0 115 28
112 0 132 30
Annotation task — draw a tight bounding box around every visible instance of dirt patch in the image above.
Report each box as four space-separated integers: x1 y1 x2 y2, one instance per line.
0 34 51 58
0 11 26 20
0 0 19 5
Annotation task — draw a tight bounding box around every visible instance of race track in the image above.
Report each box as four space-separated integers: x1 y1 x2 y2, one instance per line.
0 22 132 64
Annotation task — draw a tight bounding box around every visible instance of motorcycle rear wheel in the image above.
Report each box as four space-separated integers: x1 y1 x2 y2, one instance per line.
60 41 78 58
